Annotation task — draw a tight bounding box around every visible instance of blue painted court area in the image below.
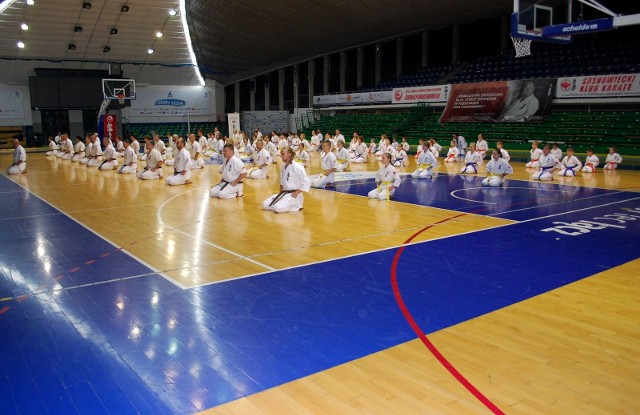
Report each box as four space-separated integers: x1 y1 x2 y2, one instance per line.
1 173 639 414
332 174 628 221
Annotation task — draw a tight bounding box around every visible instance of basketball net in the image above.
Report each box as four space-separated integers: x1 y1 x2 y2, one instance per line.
511 36 532 58
116 93 125 105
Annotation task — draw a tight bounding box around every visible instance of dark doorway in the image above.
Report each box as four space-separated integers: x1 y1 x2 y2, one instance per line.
41 109 70 139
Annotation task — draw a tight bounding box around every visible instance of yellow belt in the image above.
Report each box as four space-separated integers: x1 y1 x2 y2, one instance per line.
380 181 392 200
338 159 347 164
418 163 431 169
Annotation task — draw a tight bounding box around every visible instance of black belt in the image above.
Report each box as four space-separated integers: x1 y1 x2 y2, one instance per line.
268 190 295 206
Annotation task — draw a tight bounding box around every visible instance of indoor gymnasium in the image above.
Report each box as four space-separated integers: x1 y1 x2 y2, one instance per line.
0 0 639 414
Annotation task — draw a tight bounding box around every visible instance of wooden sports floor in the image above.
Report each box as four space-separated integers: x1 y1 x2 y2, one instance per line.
0 149 639 415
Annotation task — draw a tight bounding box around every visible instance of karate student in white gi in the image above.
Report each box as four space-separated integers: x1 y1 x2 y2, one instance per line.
187 133 204 169
581 148 599 173
411 141 438 179
137 140 164 180
475 133 488 162
482 149 513 187
460 143 482 174
295 145 310 167
210 144 247 199
311 140 338 188
99 137 118 171
557 147 582 177
246 139 272 179
46 136 58 156
496 141 510 162
87 134 103 167
262 147 311 213
368 152 401 200
444 140 459 163
57 134 74 160
154 134 167 160
80 136 92 165
603 147 622 170
7 138 26 175
71 136 85 162
350 136 368 163
166 137 191 186
525 141 543 168
335 140 350 172
118 139 138 174
532 144 560 181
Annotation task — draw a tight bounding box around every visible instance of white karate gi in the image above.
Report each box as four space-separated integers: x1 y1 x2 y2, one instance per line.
166 148 191 186
412 150 438 178
311 151 338 188
526 147 543 168
137 149 163 180
7 145 26 175
262 161 310 213
557 155 582 177
210 156 246 198
118 146 138 174
604 153 622 170
532 153 559 181
581 155 599 173
482 158 513 186
368 164 401 200
460 151 482 174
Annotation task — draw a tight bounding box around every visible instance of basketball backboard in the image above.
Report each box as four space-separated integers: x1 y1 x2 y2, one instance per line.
512 0 640 44
102 78 136 101
512 0 573 43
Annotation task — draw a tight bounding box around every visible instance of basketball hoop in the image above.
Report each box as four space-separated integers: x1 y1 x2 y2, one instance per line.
116 93 125 105
511 36 532 58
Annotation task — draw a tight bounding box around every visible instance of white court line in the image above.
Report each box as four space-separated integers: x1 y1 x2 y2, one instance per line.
450 186 574 206
1 174 187 289
489 190 627 217
156 188 276 272
191 193 640 289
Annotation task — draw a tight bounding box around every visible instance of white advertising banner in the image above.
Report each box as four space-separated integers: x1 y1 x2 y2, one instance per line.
392 85 451 104
313 91 392 107
556 73 640 98
0 87 25 119
227 113 240 137
127 86 211 116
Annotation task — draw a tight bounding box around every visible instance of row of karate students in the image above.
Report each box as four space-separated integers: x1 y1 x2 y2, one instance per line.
523 140 623 173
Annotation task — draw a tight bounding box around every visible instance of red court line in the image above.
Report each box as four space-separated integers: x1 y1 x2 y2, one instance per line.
0 306 9 314
85 260 96 265
16 295 29 303
69 267 81 273
390 213 506 415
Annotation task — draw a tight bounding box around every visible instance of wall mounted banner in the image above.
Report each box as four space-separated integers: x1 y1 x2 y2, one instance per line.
313 91 392 107
392 85 450 104
127 86 211 116
103 114 117 140
556 73 640 98
0 87 25 120
439 78 556 123
227 112 240 137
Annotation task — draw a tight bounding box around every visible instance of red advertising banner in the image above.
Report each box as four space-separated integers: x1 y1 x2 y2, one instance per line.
103 113 117 139
556 73 640 98
439 79 556 123
392 85 450 104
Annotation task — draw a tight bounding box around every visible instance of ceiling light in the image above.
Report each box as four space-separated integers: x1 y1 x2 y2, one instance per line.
26 0 35 5
103 46 110 53
179 0 205 86
110 27 118 35
74 25 83 33
155 31 163 38
20 22 28 30
17 40 25 48
82 2 91 9
168 9 177 16
1 0 18 14
147 48 154 54
68 43 76 50
120 5 129 12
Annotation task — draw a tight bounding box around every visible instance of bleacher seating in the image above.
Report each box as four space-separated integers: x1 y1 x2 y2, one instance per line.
365 29 640 89
0 126 24 149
